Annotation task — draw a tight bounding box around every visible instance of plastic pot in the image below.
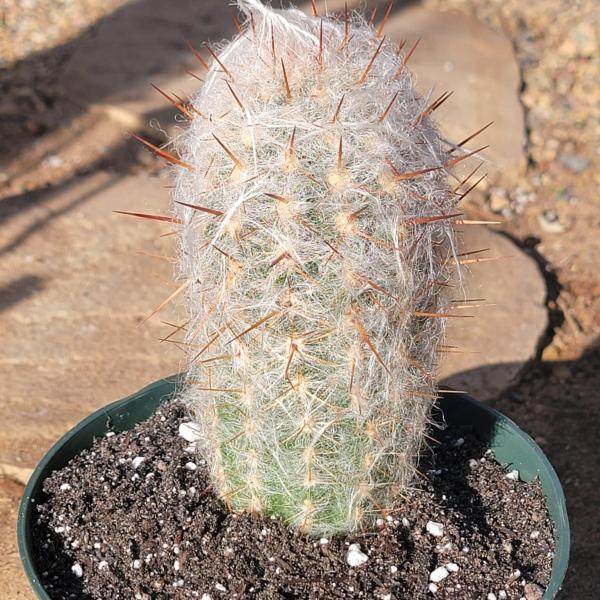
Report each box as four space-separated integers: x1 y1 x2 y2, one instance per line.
17 376 570 599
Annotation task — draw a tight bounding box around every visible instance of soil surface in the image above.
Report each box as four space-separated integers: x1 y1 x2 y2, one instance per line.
33 399 554 600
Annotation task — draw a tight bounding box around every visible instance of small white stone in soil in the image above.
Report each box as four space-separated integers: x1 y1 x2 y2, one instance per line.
71 563 83 578
179 422 202 442
390 565 398 573
506 469 520 480
346 543 369 567
319 538 329 545
215 583 227 592
98 560 108 571
185 462 197 471
59 483 71 491
530 530 540 539
487 594 497 600
174 560 180 571
468 459 478 469
380 594 392 600
105 431 115 437
132 456 145 469
54 526 65 533
426 521 444 537
402 517 410 528
499 591 507 599
429 566 449 583
428 583 438 593
133 559 142 569
201 595 212 600
376 518 385 526
93 542 101 549
446 563 459 572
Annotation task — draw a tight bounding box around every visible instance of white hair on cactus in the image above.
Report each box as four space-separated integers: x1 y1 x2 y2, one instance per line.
171 0 469 534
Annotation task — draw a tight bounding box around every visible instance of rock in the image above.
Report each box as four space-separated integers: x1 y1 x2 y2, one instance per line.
430 566 450 582
538 210 571 234
505 469 520 481
559 22 598 58
386 7 526 185
346 543 369 567
524 583 544 600
559 154 590 173
426 521 445 537
440 226 548 401
489 188 510 213
179 422 202 443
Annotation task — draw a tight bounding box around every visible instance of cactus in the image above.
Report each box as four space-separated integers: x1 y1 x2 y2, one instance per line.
165 0 479 535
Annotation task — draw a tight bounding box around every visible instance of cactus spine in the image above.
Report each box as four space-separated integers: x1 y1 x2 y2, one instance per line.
173 0 466 535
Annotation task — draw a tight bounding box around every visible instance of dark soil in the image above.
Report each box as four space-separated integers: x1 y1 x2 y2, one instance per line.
33 400 555 599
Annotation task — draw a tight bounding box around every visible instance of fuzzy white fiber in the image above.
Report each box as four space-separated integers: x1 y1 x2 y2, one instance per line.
172 0 463 534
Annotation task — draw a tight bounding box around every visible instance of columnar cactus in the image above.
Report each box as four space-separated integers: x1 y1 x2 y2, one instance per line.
171 0 473 535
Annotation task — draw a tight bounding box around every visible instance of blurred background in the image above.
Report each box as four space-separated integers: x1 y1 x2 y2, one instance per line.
0 0 597 597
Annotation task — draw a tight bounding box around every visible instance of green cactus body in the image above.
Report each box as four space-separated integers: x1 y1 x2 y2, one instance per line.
173 0 464 534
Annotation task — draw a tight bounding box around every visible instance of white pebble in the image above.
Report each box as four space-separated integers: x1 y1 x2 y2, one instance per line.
185 462 198 471
506 469 520 480
426 521 444 537
468 459 479 469
346 543 369 567
530 530 540 539
201 595 212 600
428 583 438 593
390 565 398 573
429 566 449 583
105 431 115 437
174 560 180 571
179 422 202 442
98 561 108 571
380 594 391 600
487 594 497 600
132 456 145 469
59 483 71 491
446 563 459 572
499 592 507 599
71 563 83 578
132 559 142 569
54 526 65 533
215 583 227 592
401 517 410 528
319 538 329 545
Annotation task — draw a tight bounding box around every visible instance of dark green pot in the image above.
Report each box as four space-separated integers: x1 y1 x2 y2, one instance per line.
17 376 569 599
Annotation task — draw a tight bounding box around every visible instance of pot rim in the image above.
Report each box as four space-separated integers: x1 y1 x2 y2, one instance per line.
17 375 569 599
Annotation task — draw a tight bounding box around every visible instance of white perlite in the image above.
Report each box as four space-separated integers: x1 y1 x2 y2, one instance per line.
132 456 145 469
346 543 369 567
171 0 469 535
426 521 445 537
429 566 450 583
506 469 520 480
446 562 459 572
71 563 83 578
179 422 202 442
